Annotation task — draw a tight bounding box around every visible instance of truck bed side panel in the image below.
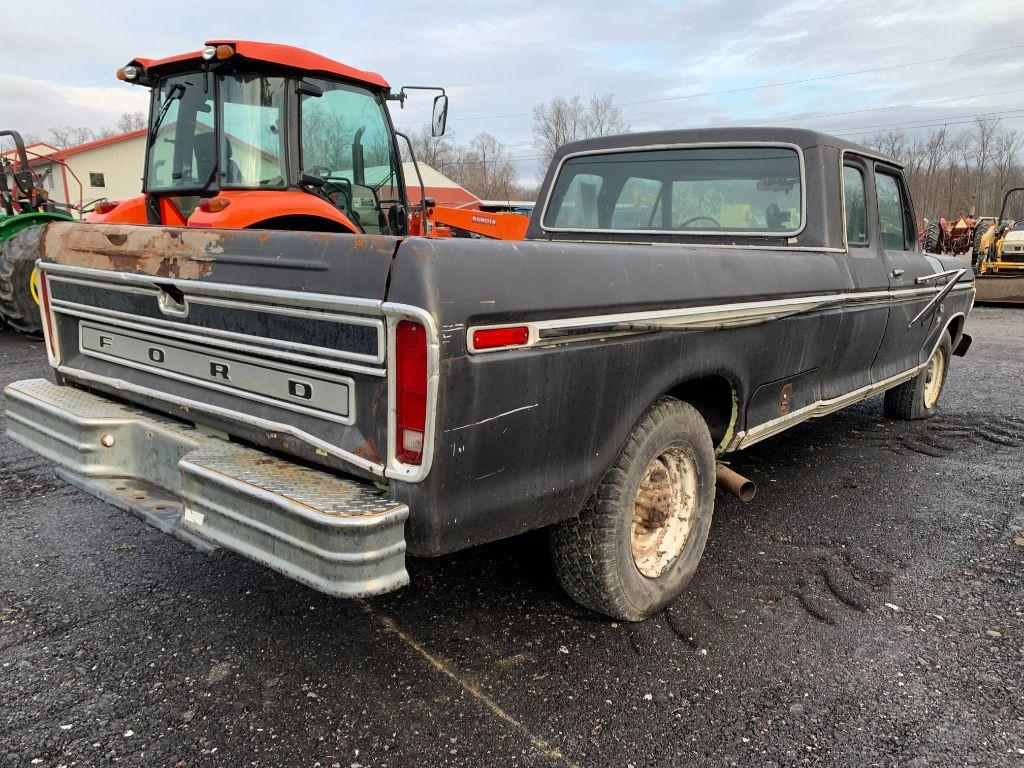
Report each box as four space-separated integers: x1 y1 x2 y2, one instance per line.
385 238 852 555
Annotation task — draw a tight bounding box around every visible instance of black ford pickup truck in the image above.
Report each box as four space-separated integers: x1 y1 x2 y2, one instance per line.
4 128 974 621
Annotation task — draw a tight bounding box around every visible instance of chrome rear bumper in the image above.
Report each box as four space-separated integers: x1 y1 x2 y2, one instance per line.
4 378 408 597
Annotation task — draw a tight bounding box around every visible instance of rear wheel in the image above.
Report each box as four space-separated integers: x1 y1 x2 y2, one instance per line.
0 225 45 336
972 224 990 274
549 398 716 621
883 332 951 420
923 220 942 254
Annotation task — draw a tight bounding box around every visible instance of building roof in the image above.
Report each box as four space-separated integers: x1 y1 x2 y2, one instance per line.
7 130 146 167
1 141 59 163
403 162 480 207
130 40 388 90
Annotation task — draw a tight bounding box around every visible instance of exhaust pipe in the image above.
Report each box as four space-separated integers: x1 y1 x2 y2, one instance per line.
716 463 756 502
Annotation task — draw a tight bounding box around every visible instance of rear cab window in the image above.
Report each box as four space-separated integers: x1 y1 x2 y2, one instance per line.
843 165 869 246
543 145 804 235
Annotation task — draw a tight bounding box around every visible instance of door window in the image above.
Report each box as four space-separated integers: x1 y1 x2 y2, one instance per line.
876 171 912 251
299 79 402 233
220 75 286 187
843 166 868 246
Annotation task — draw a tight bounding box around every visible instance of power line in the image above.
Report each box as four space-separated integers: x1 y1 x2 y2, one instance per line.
395 43 1024 125
428 107 1024 167
744 88 1024 127
614 45 1024 109
832 112 1024 137
820 107 1024 134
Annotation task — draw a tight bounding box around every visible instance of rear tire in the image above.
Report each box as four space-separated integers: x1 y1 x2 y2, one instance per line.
972 224 990 275
0 225 45 336
923 220 942 254
549 397 716 621
883 332 951 420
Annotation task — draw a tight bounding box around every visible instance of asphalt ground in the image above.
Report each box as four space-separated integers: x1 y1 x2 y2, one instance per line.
1 307 1022 767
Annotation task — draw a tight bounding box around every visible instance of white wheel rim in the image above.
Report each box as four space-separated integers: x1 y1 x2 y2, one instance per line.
923 346 946 409
630 446 698 579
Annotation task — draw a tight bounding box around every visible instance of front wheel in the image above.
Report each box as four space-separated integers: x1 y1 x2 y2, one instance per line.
883 332 951 420
549 398 716 621
0 225 46 336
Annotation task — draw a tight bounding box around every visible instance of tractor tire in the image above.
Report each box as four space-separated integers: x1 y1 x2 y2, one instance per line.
0 225 45 336
923 220 942 254
549 397 716 621
883 332 952 420
972 224 989 274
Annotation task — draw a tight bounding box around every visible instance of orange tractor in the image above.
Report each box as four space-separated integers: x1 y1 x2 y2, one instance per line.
921 213 983 257
89 40 528 241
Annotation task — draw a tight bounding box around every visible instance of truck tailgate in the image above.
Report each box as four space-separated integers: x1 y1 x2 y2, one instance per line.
37 222 401 479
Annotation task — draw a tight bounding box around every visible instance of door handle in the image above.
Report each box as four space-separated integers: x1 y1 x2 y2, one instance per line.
891 269 905 278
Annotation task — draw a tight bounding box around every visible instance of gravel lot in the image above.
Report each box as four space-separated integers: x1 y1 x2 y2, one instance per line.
1 307 1022 767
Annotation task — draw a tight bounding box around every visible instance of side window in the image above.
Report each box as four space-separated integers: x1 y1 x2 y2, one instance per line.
610 177 662 229
876 171 910 251
843 166 868 246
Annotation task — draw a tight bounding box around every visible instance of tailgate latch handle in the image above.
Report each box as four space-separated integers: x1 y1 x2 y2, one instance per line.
157 285 189 318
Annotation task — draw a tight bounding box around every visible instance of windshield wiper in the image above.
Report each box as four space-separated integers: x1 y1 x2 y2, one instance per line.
149 83 186 144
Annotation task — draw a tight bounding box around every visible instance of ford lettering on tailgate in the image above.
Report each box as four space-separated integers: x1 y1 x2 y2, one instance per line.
79 322 354 425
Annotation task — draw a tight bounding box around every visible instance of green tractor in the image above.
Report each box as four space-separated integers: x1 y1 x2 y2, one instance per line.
1 130 76 335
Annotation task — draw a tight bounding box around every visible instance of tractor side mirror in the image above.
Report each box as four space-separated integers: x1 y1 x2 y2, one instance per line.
432 94 449 137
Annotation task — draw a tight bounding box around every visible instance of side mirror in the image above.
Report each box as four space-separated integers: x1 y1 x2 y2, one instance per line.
431 94 449 137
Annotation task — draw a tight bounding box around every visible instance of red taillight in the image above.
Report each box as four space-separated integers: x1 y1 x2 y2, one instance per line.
93 200 119 214
472 326 529 351
198 197 231 213
39 273 57 359
395 321 428 465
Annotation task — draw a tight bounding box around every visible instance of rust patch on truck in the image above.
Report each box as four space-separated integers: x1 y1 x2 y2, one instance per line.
779 383 793 416
41 222 221 280
352 438 381 464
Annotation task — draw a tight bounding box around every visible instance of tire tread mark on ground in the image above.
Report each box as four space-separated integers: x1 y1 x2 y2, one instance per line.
362 604 570 766
822 567 871 612
796 578 837 625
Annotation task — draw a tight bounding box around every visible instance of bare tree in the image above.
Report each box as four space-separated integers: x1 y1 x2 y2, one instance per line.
405 123 456 168
116 111 147 133
48 126 96 149
532 93 628 168
0 132 41 153
861 118 1024 222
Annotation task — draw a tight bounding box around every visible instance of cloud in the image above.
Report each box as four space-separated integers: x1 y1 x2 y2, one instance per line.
1 0 1022 183
0 74 147 141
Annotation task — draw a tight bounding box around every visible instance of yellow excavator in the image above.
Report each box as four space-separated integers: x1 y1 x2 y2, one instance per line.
974 187 1024 305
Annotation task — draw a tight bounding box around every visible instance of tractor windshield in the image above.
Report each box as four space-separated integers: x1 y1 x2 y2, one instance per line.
298 79 404 234
146 73 287 193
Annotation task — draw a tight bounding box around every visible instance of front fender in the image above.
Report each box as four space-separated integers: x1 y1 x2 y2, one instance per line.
0 211 74 241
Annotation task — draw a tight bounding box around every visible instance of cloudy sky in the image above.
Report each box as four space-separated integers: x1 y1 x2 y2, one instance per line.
2 0 1022 181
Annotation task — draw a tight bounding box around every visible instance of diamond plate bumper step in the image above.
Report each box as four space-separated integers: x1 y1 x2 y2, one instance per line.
4 379 409 597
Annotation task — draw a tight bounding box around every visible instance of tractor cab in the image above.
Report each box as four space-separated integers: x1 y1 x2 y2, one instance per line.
99 41 448 235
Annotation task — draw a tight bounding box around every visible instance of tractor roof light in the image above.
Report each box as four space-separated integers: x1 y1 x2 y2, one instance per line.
202 44 235 61
116 65 140 81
